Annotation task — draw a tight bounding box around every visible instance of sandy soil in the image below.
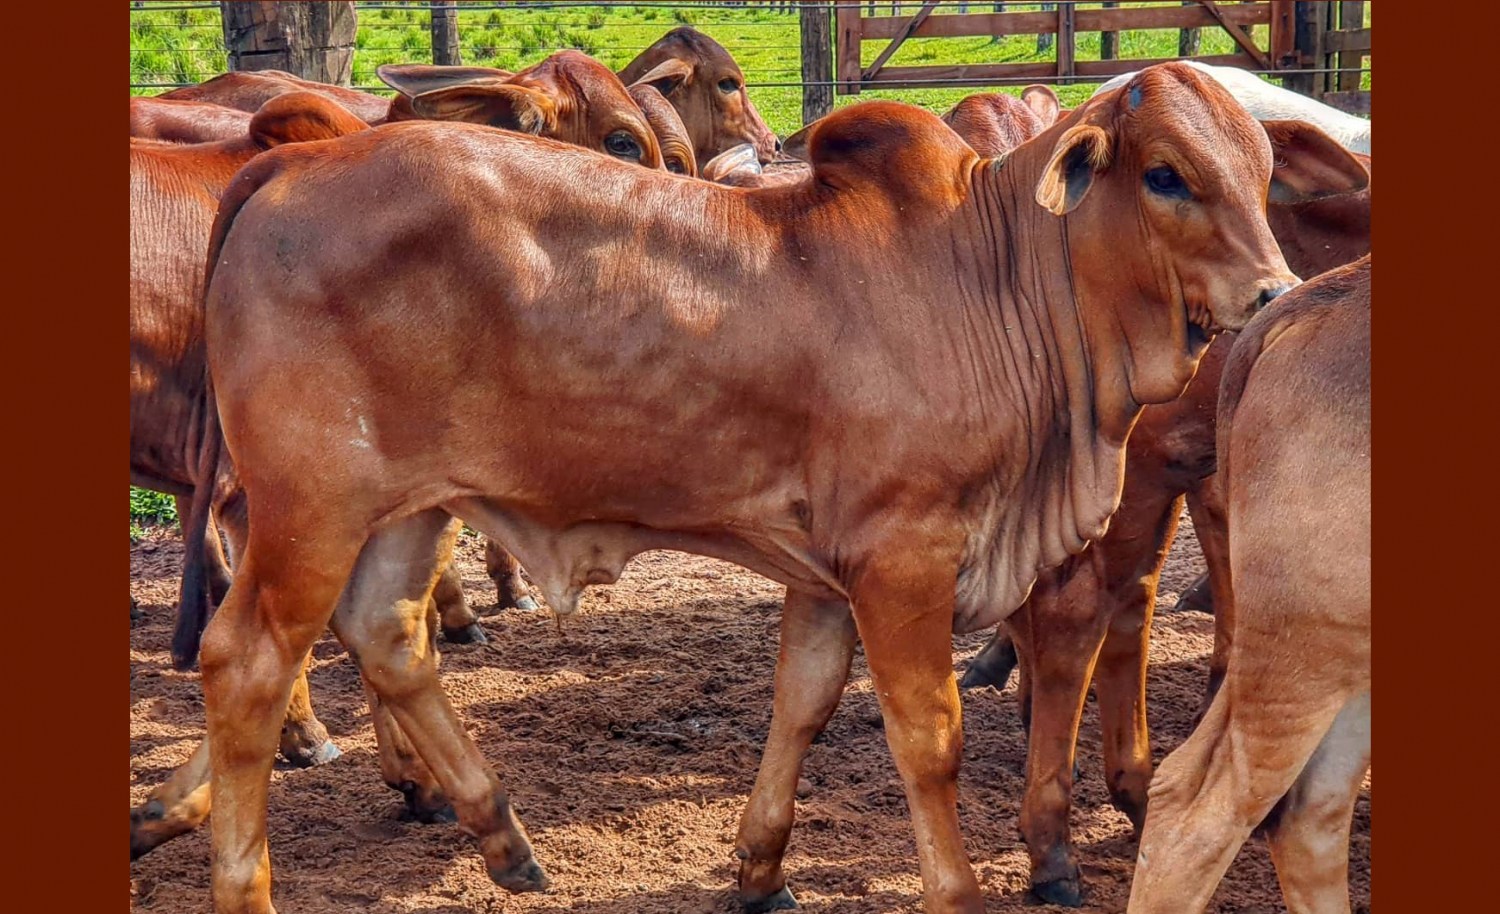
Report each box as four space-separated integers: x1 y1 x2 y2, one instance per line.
130 513 1370 913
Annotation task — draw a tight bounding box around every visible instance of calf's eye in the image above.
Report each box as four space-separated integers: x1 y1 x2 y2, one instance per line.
605 131 643 161
1144 165 1190 199
718 78 740 94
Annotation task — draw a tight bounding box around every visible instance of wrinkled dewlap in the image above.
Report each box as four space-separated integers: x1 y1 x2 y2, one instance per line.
130 514 1370 913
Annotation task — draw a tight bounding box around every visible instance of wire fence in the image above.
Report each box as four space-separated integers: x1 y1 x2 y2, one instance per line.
129 2 1369 132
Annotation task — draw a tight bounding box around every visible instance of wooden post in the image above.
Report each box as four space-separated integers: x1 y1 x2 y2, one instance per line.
432 0 460 66
1178 1 1201 57
1337 0 1364 91
1100 2 1119 60
1037 3 1055 54
1284 0 1327 97
1057 2 1074 81
800 1 834 122
837 1 864 94
1269 0 1296 69
221 1 357 85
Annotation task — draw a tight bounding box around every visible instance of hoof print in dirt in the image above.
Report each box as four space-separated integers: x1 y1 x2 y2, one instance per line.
743 886 799 913
489 857 550 894
442 622 488 645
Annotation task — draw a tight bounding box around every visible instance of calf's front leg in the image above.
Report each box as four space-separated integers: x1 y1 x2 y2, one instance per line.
849 545 982 914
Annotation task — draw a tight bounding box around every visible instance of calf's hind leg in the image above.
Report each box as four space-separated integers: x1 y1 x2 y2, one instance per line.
1264 693 1371 914
735 590 857 913
484 538 539 611
198 505 365 914
330 508 544 893
1128 657 1361 912
129 651 332 860
217 490 340 768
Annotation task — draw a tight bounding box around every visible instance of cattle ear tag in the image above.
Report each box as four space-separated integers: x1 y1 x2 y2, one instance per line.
629 58 693 97
781 123 815 163
1035 124 1111 216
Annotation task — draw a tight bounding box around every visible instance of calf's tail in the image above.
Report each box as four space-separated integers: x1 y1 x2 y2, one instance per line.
170 151 291 671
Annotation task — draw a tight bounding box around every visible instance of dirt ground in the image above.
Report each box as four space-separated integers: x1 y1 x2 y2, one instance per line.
130 513 1370 913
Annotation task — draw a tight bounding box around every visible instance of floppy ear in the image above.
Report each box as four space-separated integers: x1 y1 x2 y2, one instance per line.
1035 124 1112 215
628 58 693 98
702 143 763 185
411 82 558 135
780 121 816 163
376 63 514 97
1021 84 1061 126
250 91 368 148
1261 119 1370 204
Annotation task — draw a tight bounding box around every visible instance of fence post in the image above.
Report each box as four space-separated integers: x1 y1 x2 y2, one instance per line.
1037 3 1055 54
836 2 863 95
1057 2 1074 81
1100 2 1118 60
1283 0 1327 97
1336 1 1364 92
432 0 461 66
1178 1 1201 57
220 1 357 85
800 2 834 123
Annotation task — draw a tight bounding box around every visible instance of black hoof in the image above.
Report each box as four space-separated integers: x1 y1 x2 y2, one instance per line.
489 856 549 894
129 801 166 861
1170 574 1215 615
1028 876 1084 907
406 802 457 825
130 600 143 623
512 595 540 612
395 781 457 824
958 663 999 691
281 739 341 769
442 622 488 645
744 886 799 913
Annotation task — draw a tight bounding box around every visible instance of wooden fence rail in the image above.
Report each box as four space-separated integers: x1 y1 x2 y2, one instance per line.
832 1 1368 114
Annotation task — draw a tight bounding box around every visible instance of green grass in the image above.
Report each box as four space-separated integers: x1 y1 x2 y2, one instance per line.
130 487 178 540
130 2 1369 135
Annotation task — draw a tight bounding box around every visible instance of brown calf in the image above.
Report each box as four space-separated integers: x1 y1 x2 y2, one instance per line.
619 26 779 164
958 155 1370 903
161 67 392 122
1129 256 1371 913
378 51 662 169
129 96 253 143
163 65 1357 913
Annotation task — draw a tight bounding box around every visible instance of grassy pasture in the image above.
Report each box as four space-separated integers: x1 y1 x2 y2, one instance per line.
129 2 1369 134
